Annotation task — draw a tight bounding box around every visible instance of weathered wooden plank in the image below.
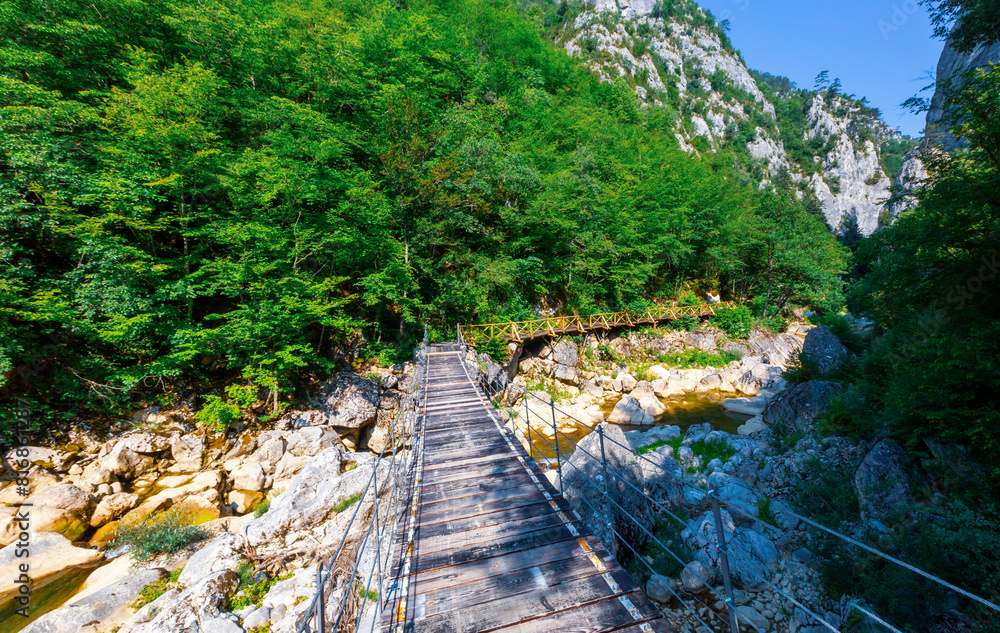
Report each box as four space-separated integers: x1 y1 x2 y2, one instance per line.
417 487 550 523
417 475 537 504
413 511 569 557
421 447 511 470
409 523 577 574
410 569 640 633
418 457 524 485
485 591 662 633
422 429 500 446
411 534 612 589
413 550 618 619
415 500 560 540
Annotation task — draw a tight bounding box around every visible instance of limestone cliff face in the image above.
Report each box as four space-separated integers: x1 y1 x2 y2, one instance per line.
552 0 907 237
803 94 895 236
886 23 1000 224
926 32 1000 150
885 148 930 223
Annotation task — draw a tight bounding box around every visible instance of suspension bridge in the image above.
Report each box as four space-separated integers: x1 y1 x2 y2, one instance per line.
377 345 673 633
297 340 1000 633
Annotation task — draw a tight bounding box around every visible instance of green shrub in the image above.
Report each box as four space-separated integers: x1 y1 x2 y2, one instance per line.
712 305 753 339
476 337 509 364
110 508 206 561
253 498 270 518
228 561 292 612
363 338 417 368
333 493 362 513
757 497 776 526
637 435 684 456
668 315 699 331
758 314 787 334
783 352 816 384
526 378 574 403
194 395 242 431
675 289 702 306
132 568 183 610
689 438 736 464
596 344 621 362
656 348 738 369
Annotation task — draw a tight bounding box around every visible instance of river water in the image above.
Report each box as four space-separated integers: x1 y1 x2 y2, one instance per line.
526 392 751 461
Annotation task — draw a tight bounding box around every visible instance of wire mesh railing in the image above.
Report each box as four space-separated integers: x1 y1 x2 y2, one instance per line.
294 345 428 633
457 339 1000 633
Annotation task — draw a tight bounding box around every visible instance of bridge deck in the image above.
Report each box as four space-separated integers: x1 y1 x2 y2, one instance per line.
380 346 673 633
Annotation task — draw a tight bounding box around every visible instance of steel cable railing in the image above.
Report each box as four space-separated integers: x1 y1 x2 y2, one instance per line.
295 346 429 633
525 389 1000 631
459 341 1000 633
517 399 766 633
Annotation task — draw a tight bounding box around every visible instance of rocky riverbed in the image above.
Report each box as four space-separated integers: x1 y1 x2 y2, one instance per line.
3 319 899 633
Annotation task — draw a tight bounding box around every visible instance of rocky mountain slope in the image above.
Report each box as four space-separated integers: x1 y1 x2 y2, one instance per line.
529 0 915 236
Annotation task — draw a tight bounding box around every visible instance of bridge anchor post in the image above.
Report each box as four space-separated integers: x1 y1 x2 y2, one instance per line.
711 491 740 633
598 426 612 535
524 398 533 461
550 400 563 493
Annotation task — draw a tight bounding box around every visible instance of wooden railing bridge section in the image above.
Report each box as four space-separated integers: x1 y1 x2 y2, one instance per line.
459 302 736 344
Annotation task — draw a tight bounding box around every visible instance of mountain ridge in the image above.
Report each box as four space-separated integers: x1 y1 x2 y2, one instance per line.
526 0 916 236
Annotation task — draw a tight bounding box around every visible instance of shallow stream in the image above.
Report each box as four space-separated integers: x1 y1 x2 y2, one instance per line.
527 392 751 462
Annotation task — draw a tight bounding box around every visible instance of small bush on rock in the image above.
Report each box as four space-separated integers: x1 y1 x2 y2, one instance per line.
333 493 362 513
656 348 738 369
253 498 270 518
132 568 183 610
111 508 206 561
228 561 292 611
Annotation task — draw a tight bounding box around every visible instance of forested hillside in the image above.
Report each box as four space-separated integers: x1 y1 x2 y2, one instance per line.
0 0 846 430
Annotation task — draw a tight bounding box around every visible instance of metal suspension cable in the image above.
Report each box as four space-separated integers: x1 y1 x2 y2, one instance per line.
495 383 734 607
849 602 906 633
522 390 1000 619
755 576 841 633
520 409 765 633
520 421 720 633
475 360 972 633
297 351 427 633
503 388 862 633
355 400 412 633
522 393 859 633
787 509 1000 615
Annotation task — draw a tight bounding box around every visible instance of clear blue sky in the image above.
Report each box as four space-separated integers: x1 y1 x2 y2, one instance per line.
695 0 944 137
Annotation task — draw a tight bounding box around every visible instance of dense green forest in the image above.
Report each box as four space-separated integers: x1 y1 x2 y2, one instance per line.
0 0 846 428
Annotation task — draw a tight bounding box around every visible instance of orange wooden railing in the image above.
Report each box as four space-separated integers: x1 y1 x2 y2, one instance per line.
459 301 736 344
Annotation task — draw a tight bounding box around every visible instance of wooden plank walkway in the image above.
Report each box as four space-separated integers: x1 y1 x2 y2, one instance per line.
380 345 674 633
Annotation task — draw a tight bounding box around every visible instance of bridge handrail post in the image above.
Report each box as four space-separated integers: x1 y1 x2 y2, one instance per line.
598 426 612 532
711 490 740 633
315 563 325 633
550 399 562 494
524 397 532 461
